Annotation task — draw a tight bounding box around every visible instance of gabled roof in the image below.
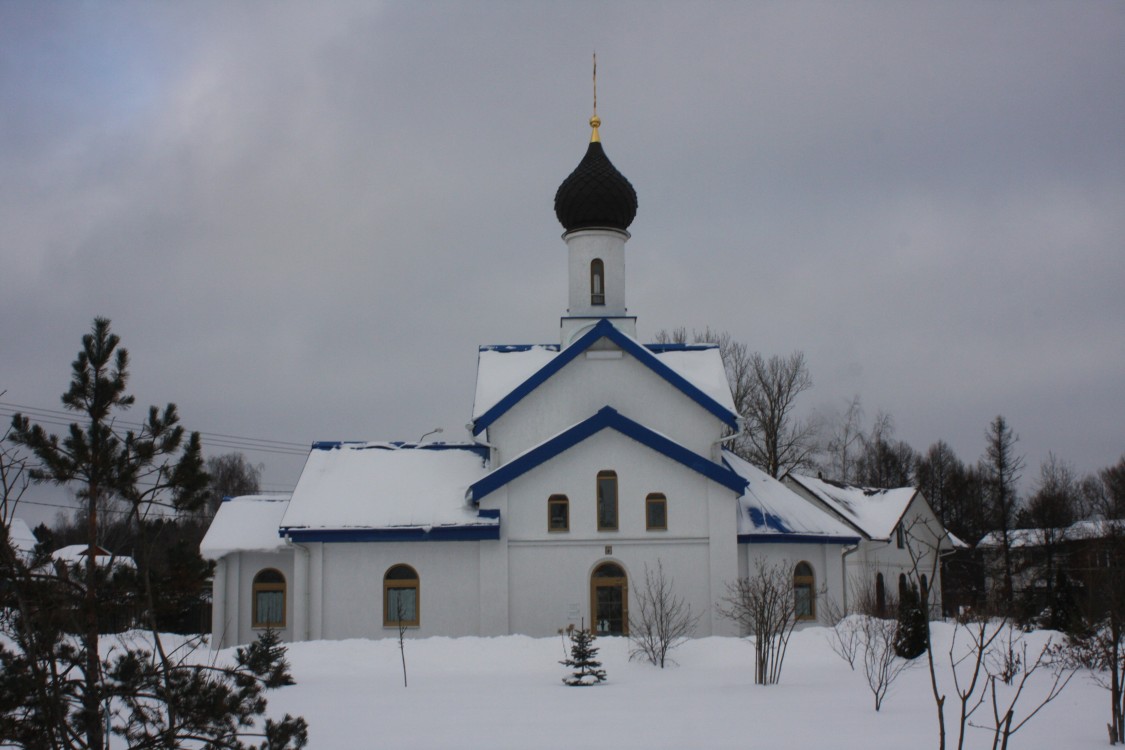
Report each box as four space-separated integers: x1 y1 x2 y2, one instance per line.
52 544 135 569
723 452 861 544
783 473 918 540
8 518 37 557
978 518 1125 549
469 406 747 502
201 494 292 560
280 442 498 543
471 319 739 435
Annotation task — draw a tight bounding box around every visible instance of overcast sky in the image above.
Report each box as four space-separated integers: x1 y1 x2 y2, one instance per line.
2 1 1123 527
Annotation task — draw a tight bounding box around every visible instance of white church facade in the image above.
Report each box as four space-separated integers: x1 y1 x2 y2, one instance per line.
202 113 950 648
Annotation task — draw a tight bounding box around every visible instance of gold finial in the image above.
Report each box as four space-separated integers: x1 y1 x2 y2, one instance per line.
589 52 600 143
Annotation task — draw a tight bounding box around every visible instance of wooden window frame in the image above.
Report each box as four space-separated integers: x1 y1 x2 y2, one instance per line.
645 493 667 531
252 568 286 629
895 524 905 549
596 471 618 531
548 494 570 532
590 259 605 306
383 564 420 628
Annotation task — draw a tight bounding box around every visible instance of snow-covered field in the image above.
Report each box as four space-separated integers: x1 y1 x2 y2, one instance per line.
243 624 1105 749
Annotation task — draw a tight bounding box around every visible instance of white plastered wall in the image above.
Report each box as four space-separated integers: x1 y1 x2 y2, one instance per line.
482 429 741 637
736 541 847 628
313 540 483 640
212 549 295 649
485 350 727 465
844 497 945 616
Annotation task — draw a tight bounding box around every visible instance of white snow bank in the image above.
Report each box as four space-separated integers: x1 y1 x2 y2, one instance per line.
228 624 1100 750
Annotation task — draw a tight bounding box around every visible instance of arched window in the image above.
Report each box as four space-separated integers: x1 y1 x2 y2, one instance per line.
876 573 886 617
590 259 605 306
591 562 628 636
384 564 420 627
548 494 570 532
920 573 929 610
252 568 286 628
793 562 815 620
899 573 908 601
597 471 618 531
645 493 667 531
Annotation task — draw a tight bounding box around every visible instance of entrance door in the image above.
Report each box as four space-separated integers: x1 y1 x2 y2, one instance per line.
591 562 628 636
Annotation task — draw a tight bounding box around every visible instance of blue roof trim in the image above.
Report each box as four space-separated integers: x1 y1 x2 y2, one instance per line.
309 441 489 460
282 524 500 543
469 406 747 502
479 344 561 353
745 507 793 534
738 533 861 545
472 319 738 436
644 343 719 353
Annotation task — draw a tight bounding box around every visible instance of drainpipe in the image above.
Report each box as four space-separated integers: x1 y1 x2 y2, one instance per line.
712 418 747 461
468 424 499 466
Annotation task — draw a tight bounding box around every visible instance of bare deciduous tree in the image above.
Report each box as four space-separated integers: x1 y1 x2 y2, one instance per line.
203 452 263 517
862 614 913 712
628 560 700 668
718 557 800 685
653 329 816 478
742 352 818 478
823 395 864 482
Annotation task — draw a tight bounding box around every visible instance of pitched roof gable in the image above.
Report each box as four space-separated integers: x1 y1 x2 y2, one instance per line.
471 319 739 436
783 472 919 540
469 406 747 502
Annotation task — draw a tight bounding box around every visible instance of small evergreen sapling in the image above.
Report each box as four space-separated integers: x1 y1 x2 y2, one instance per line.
560 624 607 686
895 581 928 660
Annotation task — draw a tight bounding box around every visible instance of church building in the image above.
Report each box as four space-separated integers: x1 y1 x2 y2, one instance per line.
202 109 949 648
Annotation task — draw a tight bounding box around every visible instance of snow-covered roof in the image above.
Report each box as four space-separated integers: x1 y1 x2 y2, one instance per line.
784 473 918 540
978 518 1125 549
8 518 37 557
724 453 860 542
280 442 497 542
200 494 293 560
474 345 559 420
51 544 135 569
472 320 737 431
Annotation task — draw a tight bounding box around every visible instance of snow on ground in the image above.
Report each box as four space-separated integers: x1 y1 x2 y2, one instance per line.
229 624 1107 749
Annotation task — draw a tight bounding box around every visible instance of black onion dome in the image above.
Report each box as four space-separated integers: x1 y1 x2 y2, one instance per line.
554 140 638 232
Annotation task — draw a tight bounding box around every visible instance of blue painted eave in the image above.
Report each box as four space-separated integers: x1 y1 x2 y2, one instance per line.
472 319 738 435
469 406 747 502
738 533 861 545
281 524 500 543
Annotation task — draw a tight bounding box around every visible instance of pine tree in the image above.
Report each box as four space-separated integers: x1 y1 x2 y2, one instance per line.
560 626 607 686
895 581 928 660
4 317 307 748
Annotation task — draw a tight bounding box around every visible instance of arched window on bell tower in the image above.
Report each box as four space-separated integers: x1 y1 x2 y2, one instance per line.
590 259 605 306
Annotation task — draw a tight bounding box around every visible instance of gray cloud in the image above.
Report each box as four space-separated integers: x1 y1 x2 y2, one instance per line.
2 1 1122 525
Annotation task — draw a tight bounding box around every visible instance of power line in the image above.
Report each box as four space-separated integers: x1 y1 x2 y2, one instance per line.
0 401 310 458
